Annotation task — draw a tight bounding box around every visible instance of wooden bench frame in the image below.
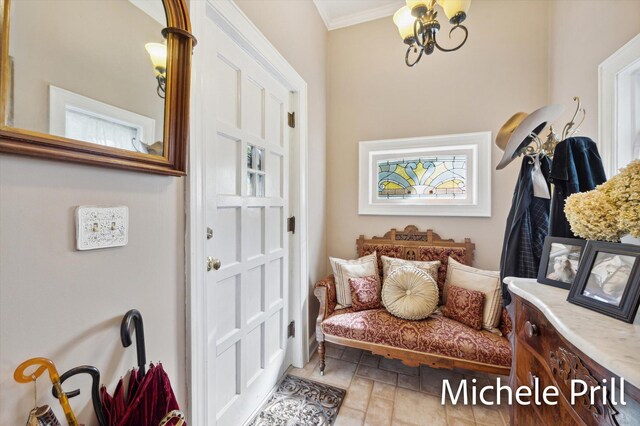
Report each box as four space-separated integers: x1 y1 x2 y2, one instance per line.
314 225 511 377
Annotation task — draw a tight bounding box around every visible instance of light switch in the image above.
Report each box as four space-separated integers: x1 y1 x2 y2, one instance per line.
76 206 128 251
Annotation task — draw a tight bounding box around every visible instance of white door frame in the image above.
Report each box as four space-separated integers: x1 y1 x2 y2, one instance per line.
599 33 640 177
186 0 309 424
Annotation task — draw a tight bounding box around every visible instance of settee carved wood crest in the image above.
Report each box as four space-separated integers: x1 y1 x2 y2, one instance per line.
357 225 475 266
549 346 619 425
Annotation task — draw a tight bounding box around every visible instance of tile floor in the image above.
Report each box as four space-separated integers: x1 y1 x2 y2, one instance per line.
288 343 510 426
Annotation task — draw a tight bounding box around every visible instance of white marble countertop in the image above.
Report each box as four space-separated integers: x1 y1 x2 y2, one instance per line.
505 277 640 390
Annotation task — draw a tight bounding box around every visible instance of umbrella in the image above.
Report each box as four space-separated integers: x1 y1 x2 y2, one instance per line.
14 357 79 426
100 310 185 426
51 365 108 426
116 363 181 426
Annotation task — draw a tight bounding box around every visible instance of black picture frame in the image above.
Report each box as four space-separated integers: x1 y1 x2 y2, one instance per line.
537 237 587 289
567 241 640 323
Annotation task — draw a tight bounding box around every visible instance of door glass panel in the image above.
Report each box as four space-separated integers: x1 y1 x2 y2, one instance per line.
247 144 266 197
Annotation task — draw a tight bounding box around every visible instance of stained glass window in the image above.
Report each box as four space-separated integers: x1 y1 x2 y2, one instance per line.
377 155 467 200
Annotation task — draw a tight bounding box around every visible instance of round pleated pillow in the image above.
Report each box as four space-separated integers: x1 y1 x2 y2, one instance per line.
382 265 439 320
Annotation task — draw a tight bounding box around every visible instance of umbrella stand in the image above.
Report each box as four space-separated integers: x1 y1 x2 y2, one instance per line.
51 365 108 426
120 309 146 376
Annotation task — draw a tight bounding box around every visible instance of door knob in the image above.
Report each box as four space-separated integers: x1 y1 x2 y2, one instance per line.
207 257 221 271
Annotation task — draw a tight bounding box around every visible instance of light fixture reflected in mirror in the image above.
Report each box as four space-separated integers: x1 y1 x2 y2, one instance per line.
145 42 167 98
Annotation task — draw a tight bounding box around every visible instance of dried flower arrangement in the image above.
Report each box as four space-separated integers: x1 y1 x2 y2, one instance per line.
565 160 640 241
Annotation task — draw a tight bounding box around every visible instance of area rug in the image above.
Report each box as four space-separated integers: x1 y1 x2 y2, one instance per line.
247 375 346 425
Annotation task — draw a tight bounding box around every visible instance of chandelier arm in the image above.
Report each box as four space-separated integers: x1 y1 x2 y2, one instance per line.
413 18 426 48
434 24 468 52
405 45 424 67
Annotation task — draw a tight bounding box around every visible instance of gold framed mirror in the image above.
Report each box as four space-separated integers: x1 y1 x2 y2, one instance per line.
0 0 196 176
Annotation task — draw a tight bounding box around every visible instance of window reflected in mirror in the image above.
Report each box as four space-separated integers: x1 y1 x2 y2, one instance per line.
7 0 167 156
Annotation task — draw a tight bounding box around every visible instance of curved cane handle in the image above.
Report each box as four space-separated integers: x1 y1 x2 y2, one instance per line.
14 357 60 383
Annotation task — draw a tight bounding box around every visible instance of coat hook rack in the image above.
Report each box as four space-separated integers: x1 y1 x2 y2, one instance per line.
523 97 586 162
120 309 147 376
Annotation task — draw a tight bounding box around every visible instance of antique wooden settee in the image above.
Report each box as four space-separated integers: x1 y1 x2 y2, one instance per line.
314 226 512 376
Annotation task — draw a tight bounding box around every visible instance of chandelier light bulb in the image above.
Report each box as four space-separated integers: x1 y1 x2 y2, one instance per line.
437 0 471 23
393 6 416 44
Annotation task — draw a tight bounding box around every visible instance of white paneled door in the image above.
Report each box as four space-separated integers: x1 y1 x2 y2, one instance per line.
204 23 291 426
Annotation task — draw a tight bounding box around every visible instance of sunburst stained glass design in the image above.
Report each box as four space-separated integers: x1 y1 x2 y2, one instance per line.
377 155 467 200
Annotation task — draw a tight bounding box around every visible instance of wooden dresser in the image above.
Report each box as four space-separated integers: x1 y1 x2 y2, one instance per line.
506 278 640 425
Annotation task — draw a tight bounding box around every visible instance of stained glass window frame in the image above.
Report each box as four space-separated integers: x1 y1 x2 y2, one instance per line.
358 132 492 217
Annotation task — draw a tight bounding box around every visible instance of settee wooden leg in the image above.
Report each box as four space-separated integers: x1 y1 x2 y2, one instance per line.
318 341 326 376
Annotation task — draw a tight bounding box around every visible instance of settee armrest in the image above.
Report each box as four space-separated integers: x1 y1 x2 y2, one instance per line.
314 275 337 339
499 307 512 337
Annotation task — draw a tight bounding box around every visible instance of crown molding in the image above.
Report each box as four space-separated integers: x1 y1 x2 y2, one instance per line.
312 0 401 31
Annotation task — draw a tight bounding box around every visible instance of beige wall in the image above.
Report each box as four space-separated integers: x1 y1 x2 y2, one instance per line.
548 0 640 139
234 0 328 340
0 157 186 425
327 0 550 270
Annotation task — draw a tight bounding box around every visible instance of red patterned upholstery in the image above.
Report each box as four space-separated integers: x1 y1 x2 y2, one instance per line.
316 275 338 317
349 275 382 311
322 308 511 367
360 243 467 295
443 285 485 331
499 305 513 336
418 247 467 293
359 244 403 276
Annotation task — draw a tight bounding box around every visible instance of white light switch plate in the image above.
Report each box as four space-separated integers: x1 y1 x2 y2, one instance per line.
76 206 128 251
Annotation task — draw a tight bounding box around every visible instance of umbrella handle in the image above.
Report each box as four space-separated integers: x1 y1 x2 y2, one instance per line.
159 410 185 426
121 309 147 376
51 365 108 426
14 358 79 426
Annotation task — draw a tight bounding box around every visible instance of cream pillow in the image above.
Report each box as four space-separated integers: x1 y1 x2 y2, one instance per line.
382 266 438 320
330 252 379 308
443 257 502 335
381 256 440 282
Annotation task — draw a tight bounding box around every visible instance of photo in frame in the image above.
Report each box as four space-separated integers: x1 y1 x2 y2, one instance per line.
537 237 587 289
567 241 640 323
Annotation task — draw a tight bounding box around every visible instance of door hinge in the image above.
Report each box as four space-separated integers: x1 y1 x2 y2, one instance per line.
287 320 295 338
288 112 295 128
287 216 295 234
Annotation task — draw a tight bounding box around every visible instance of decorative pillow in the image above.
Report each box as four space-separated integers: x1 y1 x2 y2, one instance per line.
348 275 382 311
442 285 485 330
381 256 440 282
330 252 379 308
444 257 502 335
382 266 438 320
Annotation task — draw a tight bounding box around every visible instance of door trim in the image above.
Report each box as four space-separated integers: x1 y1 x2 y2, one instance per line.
598 33 640 177
186 0 309 424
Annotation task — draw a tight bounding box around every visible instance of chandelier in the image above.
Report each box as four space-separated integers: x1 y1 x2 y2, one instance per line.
393 0 471 67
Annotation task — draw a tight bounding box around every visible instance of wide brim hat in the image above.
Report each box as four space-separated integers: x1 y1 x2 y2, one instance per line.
495 104 565 170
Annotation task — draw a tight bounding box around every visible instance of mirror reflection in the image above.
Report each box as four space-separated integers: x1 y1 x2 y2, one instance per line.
7 0 167 156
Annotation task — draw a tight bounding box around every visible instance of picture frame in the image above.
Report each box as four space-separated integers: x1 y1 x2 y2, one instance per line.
7 55 13 127
537 236 587 289
567 241 640 323
358 132 491 217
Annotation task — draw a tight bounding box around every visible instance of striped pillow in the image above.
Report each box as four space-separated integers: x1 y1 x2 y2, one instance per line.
330 252 379 308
